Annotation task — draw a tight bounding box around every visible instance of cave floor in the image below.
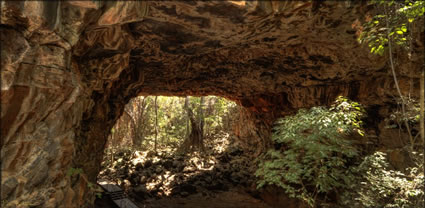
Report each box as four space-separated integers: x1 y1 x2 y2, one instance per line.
95 133 270 208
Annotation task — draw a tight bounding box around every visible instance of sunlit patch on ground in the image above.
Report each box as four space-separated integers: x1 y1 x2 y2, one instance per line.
98 131 245 198
121 132 232 196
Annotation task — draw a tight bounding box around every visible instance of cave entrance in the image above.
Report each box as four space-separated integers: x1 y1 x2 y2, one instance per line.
104 95 238 153
95 96 269 207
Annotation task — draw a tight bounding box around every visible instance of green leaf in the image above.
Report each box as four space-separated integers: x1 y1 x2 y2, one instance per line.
396 30 403 35
256 97 364 207
401 26 407 32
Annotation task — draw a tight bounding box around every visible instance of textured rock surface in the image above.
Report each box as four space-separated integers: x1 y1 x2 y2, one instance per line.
1 1 423 207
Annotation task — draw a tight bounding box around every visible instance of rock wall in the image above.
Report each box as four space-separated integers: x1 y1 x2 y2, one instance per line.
1 1 423 207
1 1 147 207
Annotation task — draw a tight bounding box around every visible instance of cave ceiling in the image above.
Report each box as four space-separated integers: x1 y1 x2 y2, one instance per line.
72 1 400 108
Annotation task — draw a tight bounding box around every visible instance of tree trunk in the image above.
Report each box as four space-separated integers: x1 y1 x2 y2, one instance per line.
185 97 190 139
134 97 147 148
420 67 424 145
385 7 414 148
199 96 205 140
123 107 137 147
154 96 158 152
179 96 205 153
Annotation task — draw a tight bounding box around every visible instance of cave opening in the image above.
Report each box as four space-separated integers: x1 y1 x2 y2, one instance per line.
95 95 270 208
1 1 423 208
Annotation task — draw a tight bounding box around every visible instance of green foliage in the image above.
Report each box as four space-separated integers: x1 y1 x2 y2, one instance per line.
95 192 102 199
110 96 237 150
87 182 103 199
67 167 83 177
359 0 424 55
67 168 103 199
1 200 8 208
340 151 424 208
255 97 365 207
385 97 421 129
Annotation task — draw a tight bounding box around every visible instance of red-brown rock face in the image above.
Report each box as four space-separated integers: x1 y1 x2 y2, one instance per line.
1 1 423 207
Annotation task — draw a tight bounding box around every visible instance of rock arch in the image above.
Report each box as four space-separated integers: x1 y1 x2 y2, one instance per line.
1 1 422 207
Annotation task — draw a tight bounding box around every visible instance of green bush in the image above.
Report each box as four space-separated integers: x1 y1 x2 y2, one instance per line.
340 151 424 208
255 97 365 207
358 0 424 55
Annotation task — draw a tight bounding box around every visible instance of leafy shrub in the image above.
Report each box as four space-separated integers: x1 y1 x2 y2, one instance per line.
67 167 83 177
340 151 424 208
385 97 421 129
255 97 365 207
358 0 424 55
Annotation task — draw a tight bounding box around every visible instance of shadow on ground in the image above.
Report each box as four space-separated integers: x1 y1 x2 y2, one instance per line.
96 132 270 208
